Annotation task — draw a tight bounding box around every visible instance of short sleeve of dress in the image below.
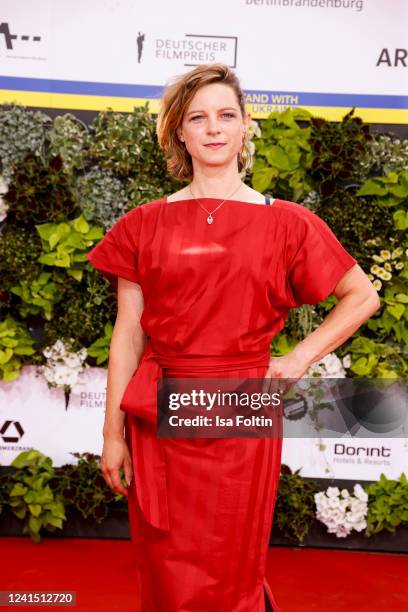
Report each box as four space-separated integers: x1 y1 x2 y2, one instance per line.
285 204 358 308
85 207 141 289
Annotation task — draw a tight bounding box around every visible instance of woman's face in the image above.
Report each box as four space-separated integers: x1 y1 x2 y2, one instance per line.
177 82 251 170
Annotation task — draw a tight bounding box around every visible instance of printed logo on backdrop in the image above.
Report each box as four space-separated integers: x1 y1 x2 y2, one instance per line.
377 48 407 68
244 0 364 12
0 420 24 443
152 34 237 67
66 368 107 411
0 22 42 51
281 436 407 481
0 419 31 452
333 441 391 466
318 438 403 481
70 391 106 410
137 31 145 63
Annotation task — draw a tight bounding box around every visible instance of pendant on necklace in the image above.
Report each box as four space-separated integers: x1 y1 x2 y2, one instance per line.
207 214 213 225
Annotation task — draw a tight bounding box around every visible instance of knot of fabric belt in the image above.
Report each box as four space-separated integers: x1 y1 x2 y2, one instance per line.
119 339 271 532
120 340 169 531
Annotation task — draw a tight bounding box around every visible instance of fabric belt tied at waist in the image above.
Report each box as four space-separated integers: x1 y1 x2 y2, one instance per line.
120 339 271 532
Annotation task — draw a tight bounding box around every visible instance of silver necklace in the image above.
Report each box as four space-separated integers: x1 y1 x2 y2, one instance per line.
189 182 243 225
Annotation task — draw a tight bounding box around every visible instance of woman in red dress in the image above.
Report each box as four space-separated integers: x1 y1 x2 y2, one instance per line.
86 63 380 611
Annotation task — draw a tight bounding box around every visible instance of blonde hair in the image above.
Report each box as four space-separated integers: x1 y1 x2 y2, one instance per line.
156 63 253 182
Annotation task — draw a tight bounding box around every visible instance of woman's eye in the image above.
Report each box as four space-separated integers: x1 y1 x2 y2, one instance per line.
190 113 235 121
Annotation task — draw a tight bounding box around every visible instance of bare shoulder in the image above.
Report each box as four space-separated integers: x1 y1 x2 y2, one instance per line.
166 187 192 203
240 187 271 204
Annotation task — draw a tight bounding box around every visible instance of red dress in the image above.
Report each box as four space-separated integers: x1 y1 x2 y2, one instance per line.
86 196 357 611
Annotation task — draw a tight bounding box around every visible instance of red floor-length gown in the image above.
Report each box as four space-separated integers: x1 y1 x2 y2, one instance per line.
86 195 357 611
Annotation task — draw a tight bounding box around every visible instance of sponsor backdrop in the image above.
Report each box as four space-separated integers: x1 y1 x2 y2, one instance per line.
1 367 407 481
0 1 406 480
0 0 407 123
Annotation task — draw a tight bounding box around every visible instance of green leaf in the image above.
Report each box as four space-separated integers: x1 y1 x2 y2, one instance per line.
266 145 291 170
28 515 42 533
67 268 83 282
13 346 35 356
387 303 405 320
84 227 104 241
0 348 13 364
2 368 21 382
48 231 62 250
73 215 90 234
35 223 55 241
53 252 71 268
357 178 388 197
10 482 28 496
388 183 408 198
65 234 86 249
393 210 408 230
252 167 277 192
28 504 42 517
12 450 52 469
47 516 63 529
50 501 66 520
38 253 58 266
384 172 399 184
104 322 113 336
11 506 27 519
25 488 53 504
351 354 377 376
348 336 376 354
376 368 399 379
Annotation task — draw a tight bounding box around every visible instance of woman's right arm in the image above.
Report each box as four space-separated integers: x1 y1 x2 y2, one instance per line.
100 277 146 496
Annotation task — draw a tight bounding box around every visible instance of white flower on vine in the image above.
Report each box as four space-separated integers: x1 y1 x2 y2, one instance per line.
391 248 403 259
305 353 347 378
353 483 369 502
64 353 83 368
39 339 88 391
377 269 392 281
326 486 340 498
314 484 368 538
248 119 262 139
